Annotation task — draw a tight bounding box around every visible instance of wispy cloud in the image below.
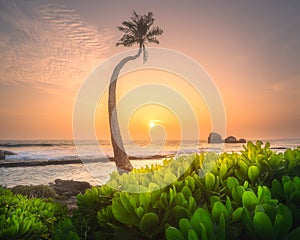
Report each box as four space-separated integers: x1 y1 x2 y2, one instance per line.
0 0 115 91
263 74 300 94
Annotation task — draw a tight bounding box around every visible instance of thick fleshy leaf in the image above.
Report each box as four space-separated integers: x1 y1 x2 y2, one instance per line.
190 208 213 238
199 223 210 240
205 172 215 191
120 192 134 214
234 169 247 181
135 206 144 219
179 218 193 239
232 207 243 222
238 160 249 175
188 229 198 240
290 190 300 203
253 212 276 239
185 176 195 191
242 191 259 211
248 166 260 182
236 186 246 199
262 204 277 223
129 196 137 210
219 164 228 179
226 196 232 213
181 186 193 200
164 172 177 185
284 181 296 197
285 149 295 162
188 196 197 213
139 192 151 212
216 214 226 240
175 192 186 206
271 179 284 199
210 196 221 208
165 227 185 240
227 177 239 191
212 202 229 220
139 212 159 235
160 192 169 209
171 206 192 224
112 202 134 225
274 204 293 238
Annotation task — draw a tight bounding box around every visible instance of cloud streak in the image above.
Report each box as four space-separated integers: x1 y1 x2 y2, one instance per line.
0 0 115 91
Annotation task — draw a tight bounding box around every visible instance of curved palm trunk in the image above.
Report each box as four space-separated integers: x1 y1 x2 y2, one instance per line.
108 47 142 173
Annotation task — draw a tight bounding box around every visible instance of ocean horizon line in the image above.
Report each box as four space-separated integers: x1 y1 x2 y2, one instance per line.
0 137 299 142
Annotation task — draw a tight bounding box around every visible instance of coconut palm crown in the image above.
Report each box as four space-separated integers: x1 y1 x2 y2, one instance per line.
116 11 163 62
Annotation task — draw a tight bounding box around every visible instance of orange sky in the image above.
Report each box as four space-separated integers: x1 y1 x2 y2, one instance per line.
95 69 212 141
0 0 299 140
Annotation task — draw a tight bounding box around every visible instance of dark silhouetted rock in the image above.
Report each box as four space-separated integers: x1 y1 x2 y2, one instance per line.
225 136 238 143
0 150 17 160
4 150 17 155
224 136 247 143
49 179 91 197
208 132 223 143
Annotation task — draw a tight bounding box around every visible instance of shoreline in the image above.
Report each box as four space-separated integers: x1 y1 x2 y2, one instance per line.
0 154 172 168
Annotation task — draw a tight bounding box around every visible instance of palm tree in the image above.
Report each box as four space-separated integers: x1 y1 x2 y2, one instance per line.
108 11 163 173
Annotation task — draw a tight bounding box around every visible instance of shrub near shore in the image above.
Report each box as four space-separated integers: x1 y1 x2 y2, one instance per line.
1 141 300 239
73 141 300 239
0 187 66 239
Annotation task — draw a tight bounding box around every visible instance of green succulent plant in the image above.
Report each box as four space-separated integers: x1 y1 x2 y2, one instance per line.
65 143 300 239
0 186 66 239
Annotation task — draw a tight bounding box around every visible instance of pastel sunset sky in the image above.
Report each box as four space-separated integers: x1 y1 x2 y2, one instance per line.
0 0 299 140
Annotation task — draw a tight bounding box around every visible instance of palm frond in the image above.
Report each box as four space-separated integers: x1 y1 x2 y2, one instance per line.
146 26 163 37
145 12 154 27
147 37 159 44
116 34 136 47
116 11 163 62
121 21 137 31
117 26 131 34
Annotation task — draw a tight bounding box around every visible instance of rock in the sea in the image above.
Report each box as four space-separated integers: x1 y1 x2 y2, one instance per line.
0 150 17 160
49 179 91 197
208 132 223 143
225 136 247 143
225 136 238 143
4 150 17 155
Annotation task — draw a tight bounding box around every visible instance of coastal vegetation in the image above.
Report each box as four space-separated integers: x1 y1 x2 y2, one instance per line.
1 141 300 239
0 187 66 239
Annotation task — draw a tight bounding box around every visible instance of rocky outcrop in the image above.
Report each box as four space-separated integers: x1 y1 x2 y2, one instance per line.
225 136 238 143
0 150 17 160
208 132 223 143
225 136 247 143
49 179 91 197
208 133 246 144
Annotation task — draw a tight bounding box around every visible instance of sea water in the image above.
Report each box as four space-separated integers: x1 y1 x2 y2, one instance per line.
0 139 299 187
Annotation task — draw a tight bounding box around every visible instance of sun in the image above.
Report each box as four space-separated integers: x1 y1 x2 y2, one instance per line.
149 121 155 128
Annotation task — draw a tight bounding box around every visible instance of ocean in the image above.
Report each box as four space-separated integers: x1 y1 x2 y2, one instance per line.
0 139 299 187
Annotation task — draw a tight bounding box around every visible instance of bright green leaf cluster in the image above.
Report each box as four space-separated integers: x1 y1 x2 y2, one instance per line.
0 187 66 239
67 142 300 239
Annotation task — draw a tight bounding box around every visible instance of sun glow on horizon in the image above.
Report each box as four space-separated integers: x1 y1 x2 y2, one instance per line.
149 121 155 128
